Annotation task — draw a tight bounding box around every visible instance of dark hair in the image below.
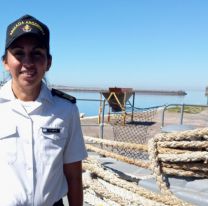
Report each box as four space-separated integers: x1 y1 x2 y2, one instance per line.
2 53 6 61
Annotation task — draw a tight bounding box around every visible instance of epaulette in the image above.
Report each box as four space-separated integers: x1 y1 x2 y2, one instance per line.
51 88 76 104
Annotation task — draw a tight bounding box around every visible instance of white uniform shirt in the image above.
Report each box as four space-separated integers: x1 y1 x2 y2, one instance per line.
0 80 88 206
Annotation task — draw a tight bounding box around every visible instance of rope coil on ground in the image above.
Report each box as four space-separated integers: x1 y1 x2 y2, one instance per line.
83 157 192 206
84 127 208 205
85 135 208 177
148 127 208 200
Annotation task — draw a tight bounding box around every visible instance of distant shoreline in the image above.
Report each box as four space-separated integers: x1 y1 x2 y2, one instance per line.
50 85 187 96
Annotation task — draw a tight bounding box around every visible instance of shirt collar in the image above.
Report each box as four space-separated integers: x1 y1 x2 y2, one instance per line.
0 80 16 102
37 82 53 104
0 80 53 104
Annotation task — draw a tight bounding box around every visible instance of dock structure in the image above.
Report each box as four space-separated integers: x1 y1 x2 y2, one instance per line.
49 84 187 96
99 87 135 125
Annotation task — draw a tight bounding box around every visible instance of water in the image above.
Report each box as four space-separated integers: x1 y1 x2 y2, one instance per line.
69 90 207 117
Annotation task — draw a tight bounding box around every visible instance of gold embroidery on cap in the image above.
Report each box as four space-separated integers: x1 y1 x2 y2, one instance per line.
10 21 24 36
22 24 32 32
9 21 45 36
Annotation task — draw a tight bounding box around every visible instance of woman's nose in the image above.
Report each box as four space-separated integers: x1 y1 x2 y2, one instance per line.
22 54 34 67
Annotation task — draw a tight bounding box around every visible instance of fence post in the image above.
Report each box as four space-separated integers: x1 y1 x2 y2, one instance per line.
180 104 184 125
99 99 106 139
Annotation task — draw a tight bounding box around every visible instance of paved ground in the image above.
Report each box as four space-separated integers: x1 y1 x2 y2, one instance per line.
81 107 208 141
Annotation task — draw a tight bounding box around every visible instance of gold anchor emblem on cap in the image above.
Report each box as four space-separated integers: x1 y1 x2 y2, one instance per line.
22 24 32 32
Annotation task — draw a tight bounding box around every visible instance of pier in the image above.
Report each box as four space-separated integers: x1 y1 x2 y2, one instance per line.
50 85 187 96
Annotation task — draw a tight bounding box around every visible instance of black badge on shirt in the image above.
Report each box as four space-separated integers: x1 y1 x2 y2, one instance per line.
42 127 61 134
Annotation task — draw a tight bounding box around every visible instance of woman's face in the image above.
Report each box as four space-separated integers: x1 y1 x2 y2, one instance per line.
3 35 51 92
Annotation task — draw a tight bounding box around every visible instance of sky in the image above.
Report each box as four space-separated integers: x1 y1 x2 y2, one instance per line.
0 0 208 91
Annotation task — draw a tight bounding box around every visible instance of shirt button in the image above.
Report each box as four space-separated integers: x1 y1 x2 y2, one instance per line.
27 192 33 198
26 165 32 170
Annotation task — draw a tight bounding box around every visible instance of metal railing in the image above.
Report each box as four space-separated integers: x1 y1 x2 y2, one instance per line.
161 103 208 127
77 98 106 139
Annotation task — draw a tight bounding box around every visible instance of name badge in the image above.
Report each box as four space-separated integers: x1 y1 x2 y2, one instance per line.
42 128 61 134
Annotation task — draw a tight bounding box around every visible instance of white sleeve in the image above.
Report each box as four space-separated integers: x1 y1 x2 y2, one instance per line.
63 104 88 164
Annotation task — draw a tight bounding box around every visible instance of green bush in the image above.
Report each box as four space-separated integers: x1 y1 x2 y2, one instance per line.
167 106 204 114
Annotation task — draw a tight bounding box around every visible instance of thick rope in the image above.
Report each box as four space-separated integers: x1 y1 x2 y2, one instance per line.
85 136 208 176
162 166 208 178
84 178 131 206
162 162 208 172
154 128 208 142
158 152 208 163
85 136 191 154
83 157 192 206
85 135 148 152
148 127 208 199
86 144 150 168
148 137 171 195
83 169 160 206
84 127 208 205
158 140 208 149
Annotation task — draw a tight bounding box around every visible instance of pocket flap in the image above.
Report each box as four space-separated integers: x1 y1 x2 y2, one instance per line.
0 125 17 140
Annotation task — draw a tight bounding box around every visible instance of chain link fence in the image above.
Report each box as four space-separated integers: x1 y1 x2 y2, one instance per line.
109 107 157 159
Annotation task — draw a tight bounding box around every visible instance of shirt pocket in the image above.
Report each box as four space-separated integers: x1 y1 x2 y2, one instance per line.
40 126 67 164
0 125 17 165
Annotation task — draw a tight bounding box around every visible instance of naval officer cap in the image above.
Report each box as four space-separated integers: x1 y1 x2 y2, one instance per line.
5 14 50 52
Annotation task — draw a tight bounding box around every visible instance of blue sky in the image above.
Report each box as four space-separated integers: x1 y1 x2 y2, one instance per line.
0 0 208 91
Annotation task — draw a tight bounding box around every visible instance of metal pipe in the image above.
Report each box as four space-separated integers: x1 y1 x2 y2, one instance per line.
161 105 167 127
99 99 106 139
180 104 185 125
98 93 103 124
131 92 135 122
161 103 208 128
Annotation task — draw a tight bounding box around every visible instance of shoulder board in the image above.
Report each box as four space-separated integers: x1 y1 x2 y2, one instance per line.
51 88 76 104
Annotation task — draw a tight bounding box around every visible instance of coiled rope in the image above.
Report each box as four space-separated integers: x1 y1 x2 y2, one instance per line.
84 127 208 205
148 127 208 196
83 157 191 206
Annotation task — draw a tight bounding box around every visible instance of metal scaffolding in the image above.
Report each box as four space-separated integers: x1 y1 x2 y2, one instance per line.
98 87 135 125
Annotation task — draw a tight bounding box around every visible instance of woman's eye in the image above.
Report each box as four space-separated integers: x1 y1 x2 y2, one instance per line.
14 51 24 56
34 52 41 56
33 50 44 57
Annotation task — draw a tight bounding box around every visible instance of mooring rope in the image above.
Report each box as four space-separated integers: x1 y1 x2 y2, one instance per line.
85 135 208 178
83 157 192 206
157 140 208 149
85 135 148 152
148 127 208 198
154 127 208 142
162 162 208 172
85 136 191 155
84 127 208 205
84 177 131 206
83 169 154 206
86 144 150 169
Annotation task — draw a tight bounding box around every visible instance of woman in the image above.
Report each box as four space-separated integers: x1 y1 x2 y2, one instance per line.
0 14 87 206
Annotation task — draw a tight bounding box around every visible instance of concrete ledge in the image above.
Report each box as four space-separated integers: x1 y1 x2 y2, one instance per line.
96 155 208 206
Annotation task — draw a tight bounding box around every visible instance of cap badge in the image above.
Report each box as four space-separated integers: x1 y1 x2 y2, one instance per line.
22 24 32 32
